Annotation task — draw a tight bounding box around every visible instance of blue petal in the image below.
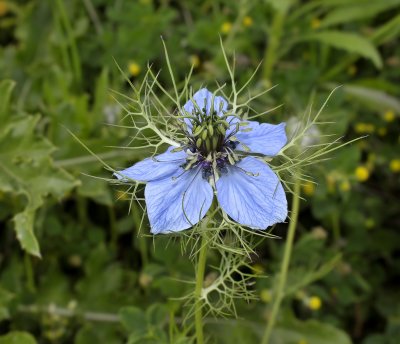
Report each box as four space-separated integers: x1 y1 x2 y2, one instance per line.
235 122 287 156
216 157 287 229
145 166 213 234
183 88 228 131
114 147 186 182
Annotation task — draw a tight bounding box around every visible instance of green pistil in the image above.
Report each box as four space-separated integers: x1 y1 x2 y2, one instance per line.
190 110 231 155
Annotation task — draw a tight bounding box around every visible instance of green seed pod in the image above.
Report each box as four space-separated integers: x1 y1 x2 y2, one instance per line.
193 126 203 137
202 128 208 140
196 138 202 148
208 124 214 136
217 125 226 136
171 146 184 153
205 138 211 153
222 120 230 129
212 136 219 151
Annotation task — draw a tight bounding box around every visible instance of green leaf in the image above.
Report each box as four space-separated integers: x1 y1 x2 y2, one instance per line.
0 80 15 122
272 318 352 344
340 84 400 113
13 210 41 258
119 306 147 336
0 285 14 321
301 31 382 68
320 1 400 28
0 332 37 344
0 83 79 257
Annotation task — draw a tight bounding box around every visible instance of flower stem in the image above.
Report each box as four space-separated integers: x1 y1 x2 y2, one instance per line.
262 9 286 81
54 0 82 88
194 234 208 344
261 176 301 344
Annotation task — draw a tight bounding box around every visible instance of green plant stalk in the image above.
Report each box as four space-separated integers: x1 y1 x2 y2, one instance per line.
194 233 208 344
55 0 82 87
261 176 301 344
132 203 148 266
262 9 286 81
108 206 117 250
24 253 35 293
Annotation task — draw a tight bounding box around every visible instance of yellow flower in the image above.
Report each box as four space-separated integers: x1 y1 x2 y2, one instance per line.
355 166 370 182
302 181 315 196
128 61 141 77
0 1 7 16
378 127 387 136
189 54 200 68
243 16 253 27
339 180 351 192
260 289 272 303
310 18 321 29
390 159 400 173
383 110 395 123
354 122 375 134
307 296 322 311
298 340 308 344
221 21 232 34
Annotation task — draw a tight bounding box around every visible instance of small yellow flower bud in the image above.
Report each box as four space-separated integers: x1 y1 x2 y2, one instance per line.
260 289 271 303
389 159 400 173
383 109 395 122
339 180 351 192
310 18 321 29
221 21 232 34
128 61 141 77
242 16 253 27
307 296 322 311
355 166 370 182
354 122 375 134
302 181 315 196
189 54 200 68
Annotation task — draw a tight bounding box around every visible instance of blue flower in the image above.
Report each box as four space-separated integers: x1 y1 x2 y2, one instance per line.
115 88 288 234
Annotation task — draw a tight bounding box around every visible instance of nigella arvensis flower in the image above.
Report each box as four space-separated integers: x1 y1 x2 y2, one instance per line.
115 88 288 234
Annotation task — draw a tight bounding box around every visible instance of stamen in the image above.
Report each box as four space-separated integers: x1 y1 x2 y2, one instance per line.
235 165 260 177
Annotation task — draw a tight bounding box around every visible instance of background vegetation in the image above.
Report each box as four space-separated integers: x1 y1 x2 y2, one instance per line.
0 0 399 343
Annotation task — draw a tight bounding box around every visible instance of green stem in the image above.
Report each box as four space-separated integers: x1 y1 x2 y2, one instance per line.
132 203 148 266
55 0 82 88
24 253 35 293
108 206 117 251
261 177 301 344
194 234 208 344
262 9 286 81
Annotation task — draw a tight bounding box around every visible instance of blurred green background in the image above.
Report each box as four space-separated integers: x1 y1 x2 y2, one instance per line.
0 0 399 343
